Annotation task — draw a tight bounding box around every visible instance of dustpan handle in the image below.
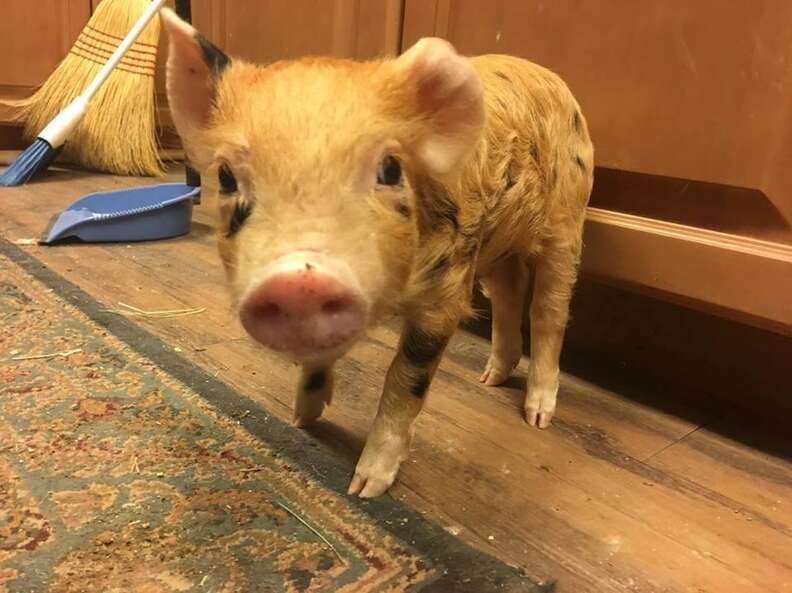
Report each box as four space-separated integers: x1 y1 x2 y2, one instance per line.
175 0 201 192
185 163 200 188
175 0 192 22
82 0 168 103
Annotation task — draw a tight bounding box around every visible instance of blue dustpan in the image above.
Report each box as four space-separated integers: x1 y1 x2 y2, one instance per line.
40 180 200 244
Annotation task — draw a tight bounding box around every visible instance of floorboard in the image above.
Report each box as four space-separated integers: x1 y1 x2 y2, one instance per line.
1 167 789 593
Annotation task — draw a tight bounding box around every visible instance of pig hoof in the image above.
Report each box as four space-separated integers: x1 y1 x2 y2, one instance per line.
479 363 510 386
524 395 556 428
479 356 518 386
293 413 321 428
525 409 554 429
293 397 327 428
348 473 392 498
347 436 407 498
524 379 558 429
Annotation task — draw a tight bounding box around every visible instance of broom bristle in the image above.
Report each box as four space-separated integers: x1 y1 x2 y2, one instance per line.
12 0 163 177
0 140 61 187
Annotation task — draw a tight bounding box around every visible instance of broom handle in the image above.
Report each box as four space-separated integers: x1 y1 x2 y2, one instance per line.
38 0 167 148
82 0 168 102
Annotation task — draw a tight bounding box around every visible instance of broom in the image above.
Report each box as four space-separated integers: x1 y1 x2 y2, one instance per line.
0 0 166 187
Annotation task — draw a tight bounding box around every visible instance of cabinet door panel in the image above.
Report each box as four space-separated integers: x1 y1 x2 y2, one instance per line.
191 0 402 62
153 1 401 129
403 0 792 229
0 0 91 121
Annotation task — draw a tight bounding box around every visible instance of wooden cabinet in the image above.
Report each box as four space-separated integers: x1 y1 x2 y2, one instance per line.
153 1 403 127
0 0 91 122
404 1 792 224
1 1 404 135
404 0 792 333
191 0 402 62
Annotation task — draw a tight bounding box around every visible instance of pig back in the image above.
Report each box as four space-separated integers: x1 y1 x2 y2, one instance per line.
460 54 593 269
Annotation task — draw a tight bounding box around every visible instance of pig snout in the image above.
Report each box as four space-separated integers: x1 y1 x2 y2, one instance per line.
239 253 366 357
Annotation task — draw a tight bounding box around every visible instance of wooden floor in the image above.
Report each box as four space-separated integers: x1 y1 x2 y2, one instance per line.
2 167 790 593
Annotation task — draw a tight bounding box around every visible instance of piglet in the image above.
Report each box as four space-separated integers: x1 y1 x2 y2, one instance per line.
161 9 594 498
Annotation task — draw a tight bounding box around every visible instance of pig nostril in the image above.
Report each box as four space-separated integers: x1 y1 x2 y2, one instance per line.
322 298 349 315
240 266 367 353
256 302 282 318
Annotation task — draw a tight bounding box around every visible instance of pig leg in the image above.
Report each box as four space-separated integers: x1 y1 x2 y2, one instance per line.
294 365 334 427
479 254 529 386
349 320 454 498
525 240 580 428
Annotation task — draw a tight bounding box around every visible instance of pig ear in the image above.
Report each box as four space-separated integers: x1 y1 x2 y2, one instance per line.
160 8 231 134
393 38 484 176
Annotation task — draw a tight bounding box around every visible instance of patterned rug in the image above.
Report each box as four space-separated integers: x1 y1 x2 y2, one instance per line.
0 239 547 593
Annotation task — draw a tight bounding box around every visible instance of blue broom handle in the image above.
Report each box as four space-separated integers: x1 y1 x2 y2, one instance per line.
82 0 168 103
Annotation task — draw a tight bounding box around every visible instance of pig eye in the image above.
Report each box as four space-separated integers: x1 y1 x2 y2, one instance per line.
377 155 402 187
218 164 238 194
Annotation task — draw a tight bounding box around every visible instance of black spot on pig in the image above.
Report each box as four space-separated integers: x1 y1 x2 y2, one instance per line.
227 200 253 237
410 371 431 398
397 203 411 218
194 33 230 75
426 254 451 280
414 176 459 232
458 228 480 260
429 196 459 231
304 369 326 392
572 110 582 134
530 144 540 162
495 71 511 83
504 168 515 191
402 328 448 366
574 155 586 172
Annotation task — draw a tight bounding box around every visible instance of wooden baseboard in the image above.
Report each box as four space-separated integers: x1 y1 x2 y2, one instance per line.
0 125 25 151
563 279 792 418
0 85 28 123
464 278 792 419
582 207 792 335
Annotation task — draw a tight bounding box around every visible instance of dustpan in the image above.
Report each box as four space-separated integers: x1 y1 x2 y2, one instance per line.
40 168 201 244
